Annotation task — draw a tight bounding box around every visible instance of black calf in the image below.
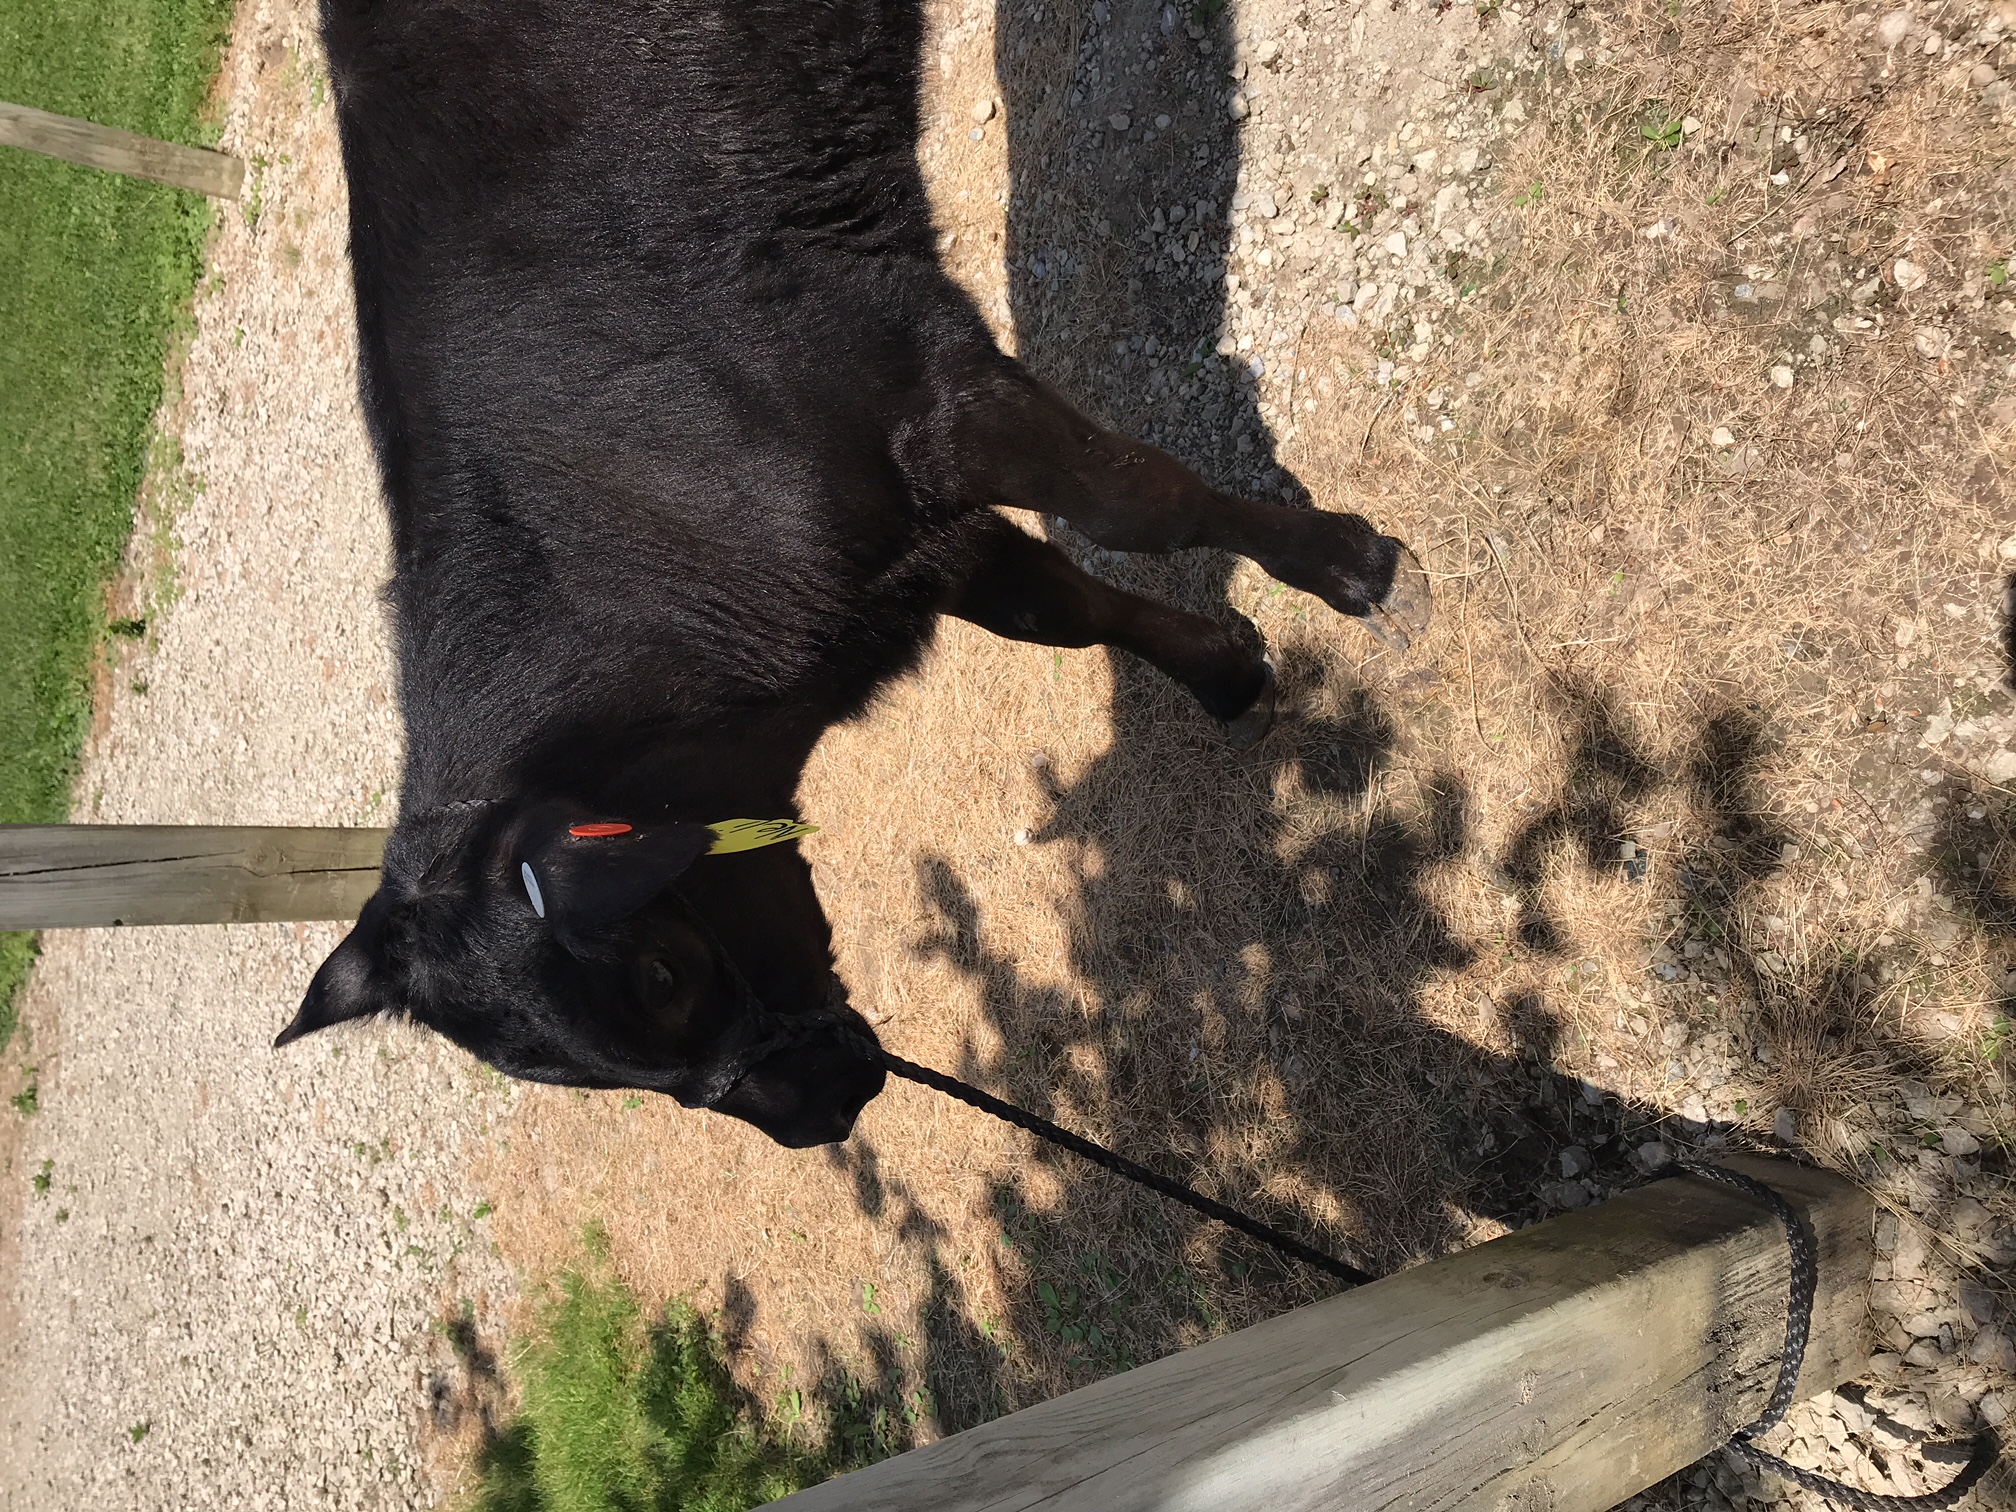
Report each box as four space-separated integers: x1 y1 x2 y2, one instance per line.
277 0 1428 1146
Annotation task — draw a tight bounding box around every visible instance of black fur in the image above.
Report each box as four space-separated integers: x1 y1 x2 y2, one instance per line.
281 0 1418 1147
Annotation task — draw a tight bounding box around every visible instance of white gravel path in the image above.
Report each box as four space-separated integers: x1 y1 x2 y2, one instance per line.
0 4 515 1506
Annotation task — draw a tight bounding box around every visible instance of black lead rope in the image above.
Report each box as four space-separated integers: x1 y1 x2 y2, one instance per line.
1675 1162 2002 1511
844 1034 2001 1507
691 919 1359 1288
870 1043 1376 1287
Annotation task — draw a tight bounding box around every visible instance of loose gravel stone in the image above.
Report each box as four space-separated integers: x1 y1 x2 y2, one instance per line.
1968 1327 2016 1373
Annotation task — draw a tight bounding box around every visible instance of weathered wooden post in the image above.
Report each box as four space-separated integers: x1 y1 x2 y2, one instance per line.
0 825 385 928
771 1157 1873 1512
0 100 244 197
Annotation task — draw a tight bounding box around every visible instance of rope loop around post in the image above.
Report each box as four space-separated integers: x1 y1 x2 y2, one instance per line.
1677 1162 2001 1511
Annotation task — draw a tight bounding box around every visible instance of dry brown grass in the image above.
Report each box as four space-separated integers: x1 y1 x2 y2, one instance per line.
458 0 2016 1471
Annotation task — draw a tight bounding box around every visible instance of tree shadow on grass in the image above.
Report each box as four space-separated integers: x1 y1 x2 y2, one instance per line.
1929 781 2016 1182
2000 572 2015 692
803 1139 1015 1443
1494 676 1664 952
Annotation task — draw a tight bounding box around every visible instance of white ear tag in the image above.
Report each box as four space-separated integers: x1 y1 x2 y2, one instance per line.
521 861 546 918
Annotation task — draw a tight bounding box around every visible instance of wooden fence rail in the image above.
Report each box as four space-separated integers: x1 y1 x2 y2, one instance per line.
773 1157 1873 1512
0 100 244 197
0 825 385 928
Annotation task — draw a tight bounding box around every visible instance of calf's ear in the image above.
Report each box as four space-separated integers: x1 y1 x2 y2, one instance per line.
275 891 393 1047
524 822 713 941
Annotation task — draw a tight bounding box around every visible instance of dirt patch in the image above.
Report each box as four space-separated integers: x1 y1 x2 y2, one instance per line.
0 1030 47 1427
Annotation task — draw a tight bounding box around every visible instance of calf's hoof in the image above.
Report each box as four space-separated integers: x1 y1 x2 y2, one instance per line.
1220 655 1278 751
1354 546 1432 652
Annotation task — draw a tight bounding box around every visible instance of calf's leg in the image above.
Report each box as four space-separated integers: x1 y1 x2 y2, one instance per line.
945 514 1277 747
940 366 1430 650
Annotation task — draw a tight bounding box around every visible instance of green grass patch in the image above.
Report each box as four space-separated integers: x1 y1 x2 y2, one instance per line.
0 0 234 1047
1640 109 1683 153
474 1229 872 1512
0 934 34 1051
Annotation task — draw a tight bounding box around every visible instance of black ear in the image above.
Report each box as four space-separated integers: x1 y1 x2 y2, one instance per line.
275 892 393 1048
524 822 713 941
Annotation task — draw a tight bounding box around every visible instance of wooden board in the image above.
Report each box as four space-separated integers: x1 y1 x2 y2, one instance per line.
0 100 244 198
772 1157 1872 1512
0 826 387 928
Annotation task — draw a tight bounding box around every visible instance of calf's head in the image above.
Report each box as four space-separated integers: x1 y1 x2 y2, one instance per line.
275 802 884 1146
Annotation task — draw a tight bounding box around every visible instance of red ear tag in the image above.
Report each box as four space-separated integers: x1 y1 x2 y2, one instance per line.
569 822 634 838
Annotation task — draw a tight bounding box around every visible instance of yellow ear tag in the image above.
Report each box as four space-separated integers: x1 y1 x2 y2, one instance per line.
704 817 820 854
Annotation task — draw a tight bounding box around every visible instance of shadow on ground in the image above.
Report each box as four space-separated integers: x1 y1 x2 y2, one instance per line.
617 0 2014 1479
743 2 1840 1446
882 680 1835 1432
851 0 1645 1437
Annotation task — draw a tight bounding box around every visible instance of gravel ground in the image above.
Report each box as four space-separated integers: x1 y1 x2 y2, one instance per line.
0 3 515 1507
